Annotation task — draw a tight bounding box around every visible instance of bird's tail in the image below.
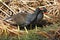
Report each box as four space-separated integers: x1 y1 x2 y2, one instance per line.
3 17 17 25
3 17 12 21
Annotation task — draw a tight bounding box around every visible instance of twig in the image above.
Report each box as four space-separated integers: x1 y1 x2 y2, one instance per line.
36 31 52 38
44 14 51 19
0 23 24 35
0 1 16 14
0 8 10 17
0 15 4 19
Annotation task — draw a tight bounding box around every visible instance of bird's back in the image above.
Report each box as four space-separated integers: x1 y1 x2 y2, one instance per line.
12 11 39 26
12 12 28 25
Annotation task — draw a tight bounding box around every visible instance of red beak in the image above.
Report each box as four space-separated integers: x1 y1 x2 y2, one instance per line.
43 12 48 14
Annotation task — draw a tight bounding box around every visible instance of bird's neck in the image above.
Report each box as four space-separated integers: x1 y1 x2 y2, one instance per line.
34 11 43 15
34 11 39 15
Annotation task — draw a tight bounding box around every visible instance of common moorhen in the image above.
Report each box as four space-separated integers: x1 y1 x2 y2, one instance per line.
4 7 47 33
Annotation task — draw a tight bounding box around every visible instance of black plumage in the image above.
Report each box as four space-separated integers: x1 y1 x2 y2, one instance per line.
35 7 47 23
4 7 47 28
30 7 47 28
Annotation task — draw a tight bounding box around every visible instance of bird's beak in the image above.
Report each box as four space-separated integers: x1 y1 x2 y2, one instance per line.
43 12 48 14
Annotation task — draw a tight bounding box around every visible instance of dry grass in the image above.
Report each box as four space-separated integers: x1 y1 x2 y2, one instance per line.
0 0 60 40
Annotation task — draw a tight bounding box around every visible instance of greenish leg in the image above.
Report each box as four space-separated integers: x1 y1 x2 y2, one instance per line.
24 27 28 34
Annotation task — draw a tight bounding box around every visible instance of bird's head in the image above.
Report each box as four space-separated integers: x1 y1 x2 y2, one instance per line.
39 7 48 14
35 7 48 14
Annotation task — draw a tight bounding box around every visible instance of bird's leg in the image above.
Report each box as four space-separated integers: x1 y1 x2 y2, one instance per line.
30 24 32 29
18 25 20 32
24 27 28 34
35 24 38 31
17 26 20 40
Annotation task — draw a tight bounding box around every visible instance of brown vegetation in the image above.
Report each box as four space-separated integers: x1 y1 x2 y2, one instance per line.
0 0 60 40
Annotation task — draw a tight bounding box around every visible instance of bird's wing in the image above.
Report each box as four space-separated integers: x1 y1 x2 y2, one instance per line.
12 12 27 24
37 13 43 22
25 13 37 25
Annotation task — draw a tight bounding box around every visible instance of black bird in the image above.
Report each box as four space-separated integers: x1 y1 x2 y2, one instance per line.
36 7 47 27
36 7 47 23
30 7 47 28
4 7 47 33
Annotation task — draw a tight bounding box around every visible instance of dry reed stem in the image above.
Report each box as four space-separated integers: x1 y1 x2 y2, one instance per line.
37 31 52 38
0 1 16 14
